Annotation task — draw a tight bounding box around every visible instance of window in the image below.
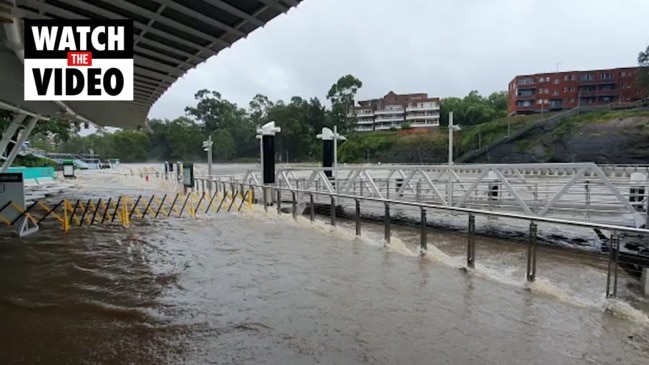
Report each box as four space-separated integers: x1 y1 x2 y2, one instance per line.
564 75 569 81
569 98 575 103
601 72 613 80
571 75 576 81
545 88 549 93
554 79 559 84
553 91 559 96
563 87 568 92
538 77 544 83
570 87 576 91
620 71 627 77
580 74 594 81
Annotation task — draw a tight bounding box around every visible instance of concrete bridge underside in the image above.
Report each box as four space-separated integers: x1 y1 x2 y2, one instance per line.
0 0 304 171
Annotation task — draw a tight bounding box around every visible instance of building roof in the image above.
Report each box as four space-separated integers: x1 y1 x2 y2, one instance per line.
0 0 304 129
355 91 440 109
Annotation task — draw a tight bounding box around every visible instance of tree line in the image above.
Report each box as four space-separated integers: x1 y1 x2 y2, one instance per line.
25 75 510 163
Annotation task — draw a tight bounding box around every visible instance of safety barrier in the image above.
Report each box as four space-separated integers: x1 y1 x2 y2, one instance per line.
0 189 254 233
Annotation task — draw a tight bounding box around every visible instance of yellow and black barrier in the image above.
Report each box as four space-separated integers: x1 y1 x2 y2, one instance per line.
0 188 254 233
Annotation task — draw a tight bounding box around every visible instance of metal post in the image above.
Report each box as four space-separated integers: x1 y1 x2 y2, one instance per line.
330 195 336 226
420 207 427 254
416 181 421 201
276 189 281 215
309 193 315 222
333 125 338 194
206 135 213 179
384 202 390 245
447 111 453 204
613 233 620 297
263 187 268 213
467 214 475 268
355 199 361 236
527 222 537 281
292 191 297 220
606 232 620 298
585 180 591 219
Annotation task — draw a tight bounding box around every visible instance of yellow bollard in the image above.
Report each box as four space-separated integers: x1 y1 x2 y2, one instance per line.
62 200 69 232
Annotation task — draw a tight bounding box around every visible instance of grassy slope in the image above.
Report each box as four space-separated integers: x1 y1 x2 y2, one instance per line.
339 112 560 163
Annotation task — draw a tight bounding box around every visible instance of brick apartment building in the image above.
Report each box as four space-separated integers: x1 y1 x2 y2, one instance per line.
508 66 647 115
348 91 440 132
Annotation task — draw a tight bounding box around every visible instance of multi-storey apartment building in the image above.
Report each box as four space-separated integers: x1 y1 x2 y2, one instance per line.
508 66 647 115
349 91 440 132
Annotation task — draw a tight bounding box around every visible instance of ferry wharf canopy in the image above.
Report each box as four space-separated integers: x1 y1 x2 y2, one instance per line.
0 0 304 130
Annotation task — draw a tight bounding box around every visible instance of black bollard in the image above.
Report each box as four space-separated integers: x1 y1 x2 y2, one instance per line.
322 139 333 179
262 134 275 185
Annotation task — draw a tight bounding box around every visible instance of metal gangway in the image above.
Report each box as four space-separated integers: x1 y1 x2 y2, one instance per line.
226 163 649 230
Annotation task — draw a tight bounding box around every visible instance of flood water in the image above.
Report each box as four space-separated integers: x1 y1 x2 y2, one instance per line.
1 164 649 364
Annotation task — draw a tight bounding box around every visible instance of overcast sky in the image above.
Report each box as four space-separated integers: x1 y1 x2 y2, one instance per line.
147 0 649 120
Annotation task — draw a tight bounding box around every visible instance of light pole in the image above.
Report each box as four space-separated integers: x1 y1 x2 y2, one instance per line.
256 134 263 168
202 135 213 178
447 112 461 205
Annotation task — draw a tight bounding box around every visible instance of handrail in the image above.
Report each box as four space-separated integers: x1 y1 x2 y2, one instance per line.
198 178 649 235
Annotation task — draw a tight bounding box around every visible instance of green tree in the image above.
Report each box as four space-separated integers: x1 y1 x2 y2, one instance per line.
440 90 508 126
212 129 236 161
639 44 649 90
185 89 257 158
326 74 363 134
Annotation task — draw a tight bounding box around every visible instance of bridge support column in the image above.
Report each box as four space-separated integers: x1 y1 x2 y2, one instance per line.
1 114 39 173
642 267 649 296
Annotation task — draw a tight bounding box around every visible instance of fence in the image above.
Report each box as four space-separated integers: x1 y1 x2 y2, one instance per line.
0 189 254 233
192 177 649 298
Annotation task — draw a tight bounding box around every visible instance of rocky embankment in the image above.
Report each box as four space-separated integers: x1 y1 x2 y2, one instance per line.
473 109 649 164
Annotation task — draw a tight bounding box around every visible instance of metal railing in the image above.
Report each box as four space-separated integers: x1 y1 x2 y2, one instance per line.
193 177 649 299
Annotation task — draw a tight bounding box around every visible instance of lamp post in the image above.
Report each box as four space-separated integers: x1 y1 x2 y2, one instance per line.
202 135 213 179
448 112 461 205
316 126 346 193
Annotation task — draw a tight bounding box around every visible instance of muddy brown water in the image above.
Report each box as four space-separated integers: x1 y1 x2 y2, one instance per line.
0 166 648 364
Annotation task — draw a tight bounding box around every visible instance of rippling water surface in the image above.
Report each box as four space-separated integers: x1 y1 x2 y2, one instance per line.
1 165 649 364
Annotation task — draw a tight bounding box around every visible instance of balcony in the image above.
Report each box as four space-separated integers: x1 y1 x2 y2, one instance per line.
516 94 535 100
406 105 439 112
579 79 617 86
411 120 439 128
355 125 373 132
374 108 404 115
517 79 536 86
407 114 439 120
356 118 374 125
579 89 619 97
375 115 404 122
